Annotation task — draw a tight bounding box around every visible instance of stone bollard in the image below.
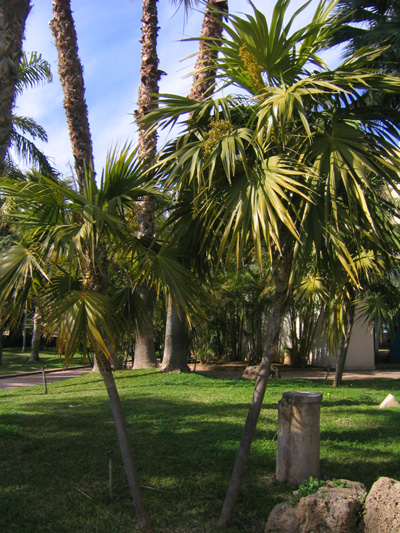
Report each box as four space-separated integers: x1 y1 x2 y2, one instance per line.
276 391 323 485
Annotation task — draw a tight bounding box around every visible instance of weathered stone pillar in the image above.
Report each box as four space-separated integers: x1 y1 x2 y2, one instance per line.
276 391 323 485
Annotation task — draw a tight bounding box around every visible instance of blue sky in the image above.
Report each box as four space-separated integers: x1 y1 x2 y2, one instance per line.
16 0 336 177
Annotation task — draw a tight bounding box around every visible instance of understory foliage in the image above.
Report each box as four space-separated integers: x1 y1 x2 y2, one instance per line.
190 257 274 363
146 0 400 372
0 147 200 363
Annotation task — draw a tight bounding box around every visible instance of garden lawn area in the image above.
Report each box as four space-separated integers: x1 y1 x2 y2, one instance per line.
1 370 399 532
0 348 86 376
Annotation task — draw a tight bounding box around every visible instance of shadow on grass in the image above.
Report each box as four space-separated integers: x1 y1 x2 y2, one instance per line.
0 393 276 533
1 371 400 532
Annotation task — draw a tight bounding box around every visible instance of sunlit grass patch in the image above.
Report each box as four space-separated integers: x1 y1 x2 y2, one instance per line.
0 372 399 531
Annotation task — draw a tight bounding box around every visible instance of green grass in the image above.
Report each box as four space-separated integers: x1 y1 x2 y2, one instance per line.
0 347 85 376
1 371 399 532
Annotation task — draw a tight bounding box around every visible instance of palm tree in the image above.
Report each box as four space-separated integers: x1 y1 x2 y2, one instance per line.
50 0 94 191
6 52 55 175
0 0 31 173
332 0 400 106
334 0 400 57
161 0 228 373
189 0 228 101
0 146 201 531
146 0 400 523
133 0 212 369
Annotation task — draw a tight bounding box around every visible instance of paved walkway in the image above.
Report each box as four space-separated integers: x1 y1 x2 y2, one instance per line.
0 367 92 390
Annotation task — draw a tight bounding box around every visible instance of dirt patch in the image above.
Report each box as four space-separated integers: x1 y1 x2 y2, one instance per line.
189 363 400 381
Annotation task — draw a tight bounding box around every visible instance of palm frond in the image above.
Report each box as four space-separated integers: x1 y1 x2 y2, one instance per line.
16 51 52 94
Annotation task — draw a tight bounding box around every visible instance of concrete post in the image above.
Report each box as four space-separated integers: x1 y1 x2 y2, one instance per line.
276 391 323 485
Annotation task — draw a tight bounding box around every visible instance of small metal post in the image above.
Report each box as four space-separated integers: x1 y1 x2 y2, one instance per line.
42 365 48 394
107 450 113 502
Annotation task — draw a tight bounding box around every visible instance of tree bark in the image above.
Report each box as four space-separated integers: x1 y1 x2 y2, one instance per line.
28 306 41 362
160 298 190 372
334 303 355 387
133 0 161 368
189 0 228 102
218 258 289 527
0 0 31 174
161 0 229 367
98 353 152 532
133 287 157 369
50 0 94 192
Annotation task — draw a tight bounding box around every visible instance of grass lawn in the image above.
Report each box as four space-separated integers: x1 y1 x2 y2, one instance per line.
0 370 399 532
0 348 86 376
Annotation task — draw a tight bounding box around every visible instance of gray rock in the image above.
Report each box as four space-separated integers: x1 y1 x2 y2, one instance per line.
265 480 366 533
364 477 400 533
242 365 281 380
242 365 259 379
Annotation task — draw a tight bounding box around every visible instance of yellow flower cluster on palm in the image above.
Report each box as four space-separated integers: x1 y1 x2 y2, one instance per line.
239 44 265 92
203 117 234 159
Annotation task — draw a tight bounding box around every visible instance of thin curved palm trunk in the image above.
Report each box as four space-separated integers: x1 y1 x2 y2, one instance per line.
84 257 152 527
218 259 289 527
50 0 94 192
0 0 31 174
98 354 152 532
133 0 161 369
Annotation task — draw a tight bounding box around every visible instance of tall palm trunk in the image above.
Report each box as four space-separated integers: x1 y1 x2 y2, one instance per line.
28 306 41 362
0 0 31 174
189 0 228 101
161 0 228 373
160 298 190 372
218 256 290 527
133 0 161 369
50 0 94 192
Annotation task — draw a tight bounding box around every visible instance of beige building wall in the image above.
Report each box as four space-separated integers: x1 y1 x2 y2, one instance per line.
345 314 375 370
309 311 375 370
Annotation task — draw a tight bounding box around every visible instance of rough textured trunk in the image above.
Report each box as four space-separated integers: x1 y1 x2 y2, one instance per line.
50 0 94 191
28 307 41 362
0 0 31 174
218 258 290 527
188 0 228 101
161 0 228 370
334 304 355 388
98 353 152 531
160 298 190 372
133 0 160 369
0 328 3 365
